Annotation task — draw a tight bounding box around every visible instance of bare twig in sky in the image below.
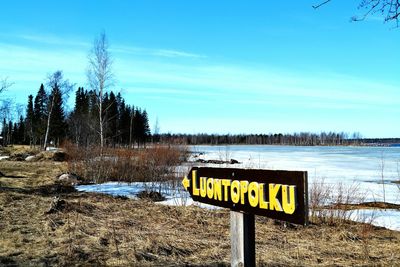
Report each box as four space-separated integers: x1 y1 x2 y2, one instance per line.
312 0 332 9
313 0 400 27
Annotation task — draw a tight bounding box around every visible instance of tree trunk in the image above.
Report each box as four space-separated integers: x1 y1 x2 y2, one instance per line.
99 88 104 154
43 96 55 150
129 112 134 149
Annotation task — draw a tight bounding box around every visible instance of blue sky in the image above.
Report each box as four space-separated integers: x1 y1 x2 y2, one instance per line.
0 1 399 137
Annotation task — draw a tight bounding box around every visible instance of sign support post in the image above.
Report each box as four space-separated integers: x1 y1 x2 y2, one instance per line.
231 211 255 267
243 212 255 267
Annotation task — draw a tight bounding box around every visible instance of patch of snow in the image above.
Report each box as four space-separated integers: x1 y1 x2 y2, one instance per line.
0 156 9 161
76 181 220 210
76 182 150 198
25 155 36 161
348 209 400 231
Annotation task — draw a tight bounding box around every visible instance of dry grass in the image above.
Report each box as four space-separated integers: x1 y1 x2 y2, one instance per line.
1 149 400 266
0 145 41 156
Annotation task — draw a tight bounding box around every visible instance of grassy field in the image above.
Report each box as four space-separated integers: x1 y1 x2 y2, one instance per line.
1 146 400 266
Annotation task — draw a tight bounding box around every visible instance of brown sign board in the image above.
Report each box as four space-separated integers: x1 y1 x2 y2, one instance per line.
182 167 308 225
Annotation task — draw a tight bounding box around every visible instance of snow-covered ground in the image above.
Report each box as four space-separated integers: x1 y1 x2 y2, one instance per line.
76 145 400 231
76 181 218 209
349 209 400 230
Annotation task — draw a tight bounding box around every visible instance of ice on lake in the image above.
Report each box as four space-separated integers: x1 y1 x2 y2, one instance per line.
76 145 400 231
192 145 400 204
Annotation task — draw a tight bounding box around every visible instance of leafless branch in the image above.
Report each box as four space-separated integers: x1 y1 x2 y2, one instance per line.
46 70 74 97
0 77 14 94
313 0 400 26
351 0 383 22
352 0 400 27
312 0 332 9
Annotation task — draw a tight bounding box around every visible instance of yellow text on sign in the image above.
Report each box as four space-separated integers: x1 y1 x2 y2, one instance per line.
188 170 297 215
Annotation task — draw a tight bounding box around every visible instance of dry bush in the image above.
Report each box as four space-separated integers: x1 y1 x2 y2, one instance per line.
309 178 366 225
64 143 187 191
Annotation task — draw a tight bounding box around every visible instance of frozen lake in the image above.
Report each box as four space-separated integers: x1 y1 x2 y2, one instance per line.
191 145 400 204
77 145 400 231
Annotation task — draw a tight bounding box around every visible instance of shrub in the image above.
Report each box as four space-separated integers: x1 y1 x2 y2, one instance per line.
64 144 187 189
309 178 366 225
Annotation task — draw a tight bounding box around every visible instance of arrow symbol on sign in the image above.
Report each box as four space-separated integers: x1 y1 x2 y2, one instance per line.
182 175 190 191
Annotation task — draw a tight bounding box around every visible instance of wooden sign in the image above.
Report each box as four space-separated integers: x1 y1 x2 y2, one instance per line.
182 167 308 225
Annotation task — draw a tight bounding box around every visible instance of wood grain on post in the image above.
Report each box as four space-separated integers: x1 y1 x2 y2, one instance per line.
231 211 244 266
231 211 255 267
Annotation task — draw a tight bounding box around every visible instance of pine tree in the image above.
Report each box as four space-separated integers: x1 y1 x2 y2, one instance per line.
116 92 123 115
116 92 123 144
17 116 25 144
88 89 99 144
48 84 66 146
34 84 48 146
12 122 18 144
70 87 82 144
74 87 90 116
26 95 35 145
141 110 151 146
69 87 91 145
133 108 141 147
1 118 7 146
118 100 131 145
88 90 98 118
133 109 150 147
8 120 13 145
128 105 135 147
107 91 118 146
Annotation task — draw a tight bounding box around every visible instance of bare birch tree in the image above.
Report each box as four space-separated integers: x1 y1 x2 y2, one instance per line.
87 32 114 152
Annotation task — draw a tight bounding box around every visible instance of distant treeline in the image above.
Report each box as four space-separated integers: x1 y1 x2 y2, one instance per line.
1 84 150 148
158 132 366 146
359 138 400 146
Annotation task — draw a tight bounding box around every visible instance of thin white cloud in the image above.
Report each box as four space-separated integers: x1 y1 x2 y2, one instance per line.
7 33 205 59
112 45 205 59
152 49 205 58
17 33 90 48
116 58 400 109
124 86 221 97
1 33 399 115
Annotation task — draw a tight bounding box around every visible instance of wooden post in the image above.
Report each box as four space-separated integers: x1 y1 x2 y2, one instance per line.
230 211 255 267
